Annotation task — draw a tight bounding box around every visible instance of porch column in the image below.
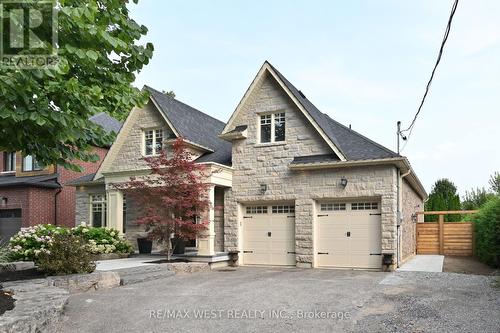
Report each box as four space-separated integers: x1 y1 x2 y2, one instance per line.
197 185 215 256
106 189 124 235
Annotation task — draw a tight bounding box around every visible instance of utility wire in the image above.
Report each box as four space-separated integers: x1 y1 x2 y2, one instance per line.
399 0 459 151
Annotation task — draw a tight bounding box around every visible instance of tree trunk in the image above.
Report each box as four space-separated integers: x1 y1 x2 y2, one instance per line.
165 240 172 261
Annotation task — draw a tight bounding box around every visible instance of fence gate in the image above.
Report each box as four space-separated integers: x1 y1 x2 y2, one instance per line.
416 210 476 256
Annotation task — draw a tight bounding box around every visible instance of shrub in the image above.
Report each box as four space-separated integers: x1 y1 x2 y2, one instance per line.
473 197 500 267
9 224 68 261
72 224 133 254
37 234 96 276
0 240 12 263
10 224 133 262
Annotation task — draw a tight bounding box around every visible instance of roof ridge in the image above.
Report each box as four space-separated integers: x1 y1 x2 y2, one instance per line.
144 85 226 125
322 113 399 157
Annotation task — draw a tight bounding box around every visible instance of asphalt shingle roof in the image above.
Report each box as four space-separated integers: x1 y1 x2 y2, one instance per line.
64 173 104 186
89 112 122 134
0 174 60 188
145 86 232 166
267 62 399 161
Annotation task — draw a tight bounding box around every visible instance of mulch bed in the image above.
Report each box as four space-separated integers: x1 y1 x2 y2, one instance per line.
0 288 15 315
443 256 498 276
145 258 190 264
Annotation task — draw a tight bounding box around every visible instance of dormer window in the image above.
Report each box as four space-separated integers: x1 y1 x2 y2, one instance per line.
143 128 164 156
260 112 285 143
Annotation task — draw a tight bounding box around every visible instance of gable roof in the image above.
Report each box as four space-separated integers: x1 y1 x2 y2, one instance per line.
145 86 232 165
267 62 399 160
89 112 122 134
222 61 399 161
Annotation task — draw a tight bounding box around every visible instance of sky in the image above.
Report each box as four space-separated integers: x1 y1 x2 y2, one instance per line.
129 0 500 196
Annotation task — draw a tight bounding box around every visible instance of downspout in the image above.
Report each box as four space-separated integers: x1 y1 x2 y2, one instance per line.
54 166 62 226
396 168 411 268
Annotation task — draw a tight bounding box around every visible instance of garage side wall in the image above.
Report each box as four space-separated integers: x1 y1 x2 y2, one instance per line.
224 73 398 267
400 178 424 263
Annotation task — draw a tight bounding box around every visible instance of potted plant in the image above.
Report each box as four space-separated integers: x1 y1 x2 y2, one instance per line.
137 236 153 254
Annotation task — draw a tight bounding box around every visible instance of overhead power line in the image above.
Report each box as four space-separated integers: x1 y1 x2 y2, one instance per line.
399 0 459 153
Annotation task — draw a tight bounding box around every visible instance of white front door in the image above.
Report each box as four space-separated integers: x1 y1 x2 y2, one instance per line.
316 201 382 269
242 204 295 266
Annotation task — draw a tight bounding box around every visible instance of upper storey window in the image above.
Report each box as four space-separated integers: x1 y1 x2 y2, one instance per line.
143 128 164 156
260 112 285 143
3 152 16 172
22 155 42 172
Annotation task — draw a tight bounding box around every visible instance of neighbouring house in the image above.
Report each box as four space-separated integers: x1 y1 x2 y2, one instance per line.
0 112 121 241
69 61 427 270
219 61 427 269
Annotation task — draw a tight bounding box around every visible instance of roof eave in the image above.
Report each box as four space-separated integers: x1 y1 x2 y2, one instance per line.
289 157 427 199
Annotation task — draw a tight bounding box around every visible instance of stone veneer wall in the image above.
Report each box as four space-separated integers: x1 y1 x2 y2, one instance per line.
106 101 177 173
75 185 105 226
214 188 225 252
400 178 424 263
224 72 398 268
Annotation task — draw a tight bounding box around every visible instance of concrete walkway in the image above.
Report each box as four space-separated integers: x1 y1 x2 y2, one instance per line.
95 256 157 271
397 255 444 272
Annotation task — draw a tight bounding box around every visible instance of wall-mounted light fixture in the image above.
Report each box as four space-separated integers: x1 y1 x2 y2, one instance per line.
1 197 7 206
260 184 267 194
340 177 348 188
411 213 418 223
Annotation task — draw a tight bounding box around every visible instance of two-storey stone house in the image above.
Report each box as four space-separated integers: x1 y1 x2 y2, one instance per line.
219 62 426 269
70 62 426 270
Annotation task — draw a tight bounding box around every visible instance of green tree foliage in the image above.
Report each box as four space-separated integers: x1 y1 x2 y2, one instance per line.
0 0 153 171
462 171 500 210
462 187 496 210
425 179 461 222
489 171 500 195
473 197 500 267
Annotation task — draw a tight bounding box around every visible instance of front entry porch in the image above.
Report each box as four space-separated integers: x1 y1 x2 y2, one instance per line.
105 184 228 258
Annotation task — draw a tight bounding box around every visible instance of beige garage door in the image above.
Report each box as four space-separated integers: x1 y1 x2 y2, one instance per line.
317 201 382 269
242 204 295 266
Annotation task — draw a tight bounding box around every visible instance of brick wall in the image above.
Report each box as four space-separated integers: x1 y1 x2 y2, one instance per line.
57 146 108 227
0 186 57 227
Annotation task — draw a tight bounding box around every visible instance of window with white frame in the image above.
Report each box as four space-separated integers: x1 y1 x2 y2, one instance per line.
260 112 285 143
90 194 107 227
351 202 378 210
22 155 42 172
3 152 16 172
271 205 295 214
245 206 268 214
320 203 346 211
143 128 164 156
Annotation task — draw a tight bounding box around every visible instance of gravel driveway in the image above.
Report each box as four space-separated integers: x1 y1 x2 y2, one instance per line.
56 267 500 333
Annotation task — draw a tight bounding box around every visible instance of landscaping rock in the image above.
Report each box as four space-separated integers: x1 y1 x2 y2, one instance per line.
0 280 69 333
113 265 175 285
165 262 210 274
0 261 35 273
92 253 131 261
46 271 120 293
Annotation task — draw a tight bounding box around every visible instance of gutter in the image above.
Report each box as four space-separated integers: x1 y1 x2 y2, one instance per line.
54 170 63 226
289 157 428 200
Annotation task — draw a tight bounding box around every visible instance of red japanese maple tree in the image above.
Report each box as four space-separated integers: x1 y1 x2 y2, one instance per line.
116 138 210 260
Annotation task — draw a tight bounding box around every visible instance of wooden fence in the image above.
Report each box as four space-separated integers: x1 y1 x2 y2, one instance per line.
416 210 477 256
